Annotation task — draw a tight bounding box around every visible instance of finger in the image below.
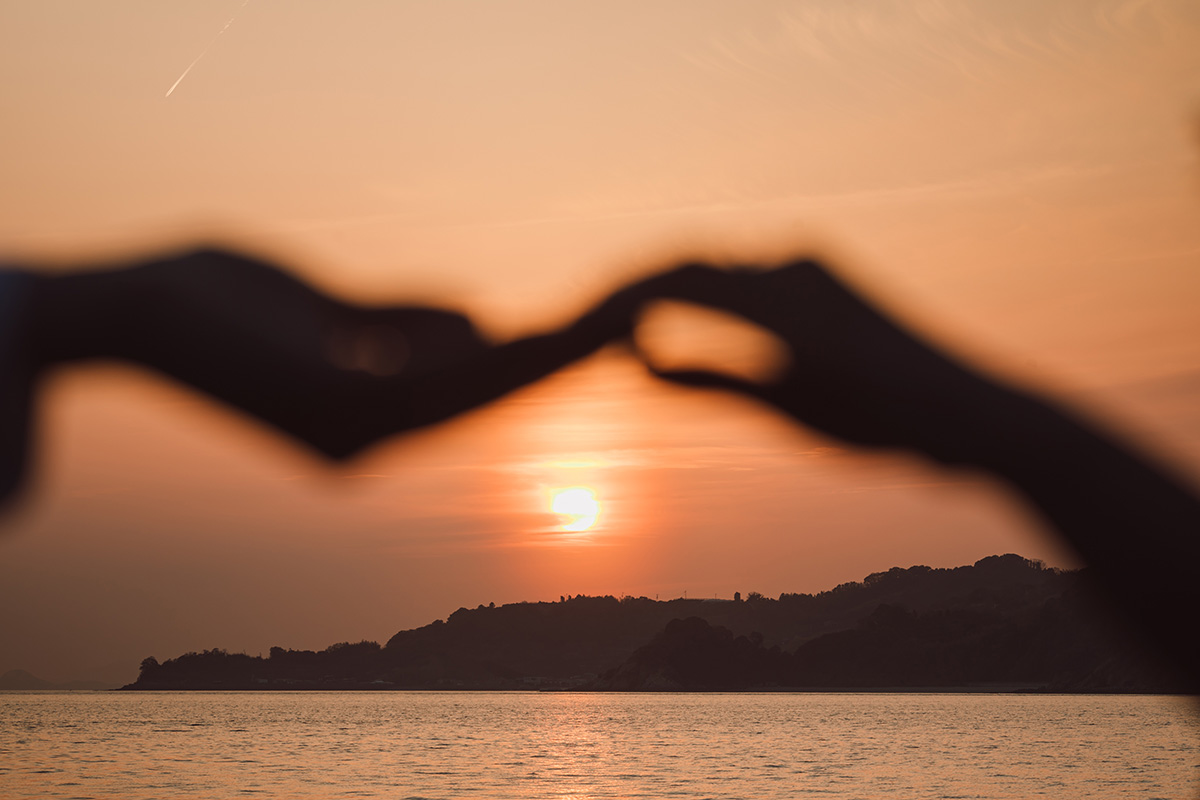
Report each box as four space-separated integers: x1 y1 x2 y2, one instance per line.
565 286 644 344
621 263 750 310
647 366 777 404
626 261 816 326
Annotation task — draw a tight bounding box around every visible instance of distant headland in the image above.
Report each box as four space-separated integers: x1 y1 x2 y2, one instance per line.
125 555 1187 693
0 669 114 691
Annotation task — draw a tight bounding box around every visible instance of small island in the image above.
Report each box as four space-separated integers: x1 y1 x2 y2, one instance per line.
126 555 1186 693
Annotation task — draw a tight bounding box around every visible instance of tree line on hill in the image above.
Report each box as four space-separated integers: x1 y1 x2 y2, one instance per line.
127 554 1187 692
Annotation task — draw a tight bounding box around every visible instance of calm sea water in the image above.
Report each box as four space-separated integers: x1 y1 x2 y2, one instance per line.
0 691 1196 799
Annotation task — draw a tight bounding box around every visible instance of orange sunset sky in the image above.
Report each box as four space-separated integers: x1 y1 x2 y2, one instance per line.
2 0 1200 685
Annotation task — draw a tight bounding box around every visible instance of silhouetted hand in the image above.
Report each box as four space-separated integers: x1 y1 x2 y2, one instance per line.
2 246 640 501
626 258 1200 687
629 259 1000 465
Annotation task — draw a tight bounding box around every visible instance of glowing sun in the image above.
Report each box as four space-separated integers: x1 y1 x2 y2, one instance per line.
550 486 601 532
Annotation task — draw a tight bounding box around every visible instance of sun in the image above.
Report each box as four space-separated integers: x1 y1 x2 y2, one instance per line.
550 486 601 532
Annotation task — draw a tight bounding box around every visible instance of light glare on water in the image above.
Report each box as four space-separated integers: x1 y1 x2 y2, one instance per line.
0 691 1196 799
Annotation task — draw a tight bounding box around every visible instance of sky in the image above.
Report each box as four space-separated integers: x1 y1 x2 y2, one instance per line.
2 0 1199 685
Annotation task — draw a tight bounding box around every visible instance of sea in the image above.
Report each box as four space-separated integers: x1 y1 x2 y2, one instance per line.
1 691 1196 799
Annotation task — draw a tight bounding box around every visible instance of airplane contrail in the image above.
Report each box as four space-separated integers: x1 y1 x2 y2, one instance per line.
165 0 252 98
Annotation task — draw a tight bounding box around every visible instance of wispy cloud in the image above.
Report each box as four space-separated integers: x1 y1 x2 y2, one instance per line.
683 0 1198 93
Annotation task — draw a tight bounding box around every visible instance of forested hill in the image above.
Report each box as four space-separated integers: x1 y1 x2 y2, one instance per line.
127 554 1185 692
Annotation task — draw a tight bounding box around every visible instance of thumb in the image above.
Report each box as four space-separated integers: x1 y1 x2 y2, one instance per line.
647 366 776 404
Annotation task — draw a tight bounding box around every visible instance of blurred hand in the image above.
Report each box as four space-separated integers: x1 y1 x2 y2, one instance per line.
4 247 638 502
625 259 1200 686
628 260 1001 464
